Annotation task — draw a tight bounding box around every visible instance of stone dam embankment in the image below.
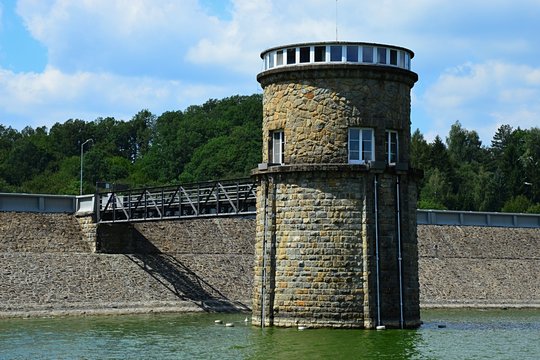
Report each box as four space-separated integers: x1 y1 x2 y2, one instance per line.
0 212 538 317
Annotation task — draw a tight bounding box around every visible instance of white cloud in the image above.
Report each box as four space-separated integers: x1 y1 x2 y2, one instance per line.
1 0 539 140
14 0 540 78
422 61 540 143
16 0 224 76
0 66 237 128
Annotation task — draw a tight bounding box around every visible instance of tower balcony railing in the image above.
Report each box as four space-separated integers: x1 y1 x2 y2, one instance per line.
261 41 413 72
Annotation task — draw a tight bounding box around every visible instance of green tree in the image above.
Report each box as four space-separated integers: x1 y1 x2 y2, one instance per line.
488 126 527 208
428 135 451 173
179 123 262 183
20 156 80 194
501 195 532 213
418 168 451 209
520 128 540 204
446 121 483 164
410 129 430 170
49 119 91 157
0 136 54 186
132 110 184 185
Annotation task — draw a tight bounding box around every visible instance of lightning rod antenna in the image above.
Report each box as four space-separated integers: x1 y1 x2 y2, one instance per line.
335 0 339 41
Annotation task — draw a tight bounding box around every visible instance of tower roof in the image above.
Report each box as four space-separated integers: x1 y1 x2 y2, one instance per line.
259 41 414 73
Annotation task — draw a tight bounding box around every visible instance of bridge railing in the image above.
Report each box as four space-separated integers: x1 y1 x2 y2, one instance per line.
0 192 77 213
2 189 540 228
97 178 257 223
417 209 540 228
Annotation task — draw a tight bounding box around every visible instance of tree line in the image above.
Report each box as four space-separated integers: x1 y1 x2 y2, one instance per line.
0 94 538 213
412 122 540 213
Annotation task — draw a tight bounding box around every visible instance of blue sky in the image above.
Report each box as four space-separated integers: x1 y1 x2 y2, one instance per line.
0 0 539 144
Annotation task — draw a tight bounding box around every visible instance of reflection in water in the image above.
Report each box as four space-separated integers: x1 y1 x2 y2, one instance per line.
0 309 538 360
245 327 423 359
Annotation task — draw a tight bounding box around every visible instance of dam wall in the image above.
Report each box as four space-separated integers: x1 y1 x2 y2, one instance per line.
0 212 255 317
418 225 540 307
0 211 538 317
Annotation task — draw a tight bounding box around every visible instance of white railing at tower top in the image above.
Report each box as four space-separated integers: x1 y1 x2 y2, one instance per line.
260 42 414 72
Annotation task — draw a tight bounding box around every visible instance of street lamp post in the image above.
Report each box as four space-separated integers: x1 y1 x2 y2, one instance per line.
80 139 93 195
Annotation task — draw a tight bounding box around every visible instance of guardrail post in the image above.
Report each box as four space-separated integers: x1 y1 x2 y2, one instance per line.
236 181 240 214
197 185 200 215
178 188 182 218
161 188 165 219
95 192 100 223
128 191 132 221
144 190 147 220
216 183 220 215
112 193 116 222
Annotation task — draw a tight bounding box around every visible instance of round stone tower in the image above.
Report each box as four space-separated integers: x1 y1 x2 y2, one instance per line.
252 41 420 329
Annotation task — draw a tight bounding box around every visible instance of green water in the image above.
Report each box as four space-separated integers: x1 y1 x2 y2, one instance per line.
0 309 538 359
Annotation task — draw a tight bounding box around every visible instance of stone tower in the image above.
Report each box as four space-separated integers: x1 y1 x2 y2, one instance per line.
251 42 420 329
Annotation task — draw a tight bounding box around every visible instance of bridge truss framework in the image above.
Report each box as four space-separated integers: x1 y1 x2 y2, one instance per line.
97 179 257 223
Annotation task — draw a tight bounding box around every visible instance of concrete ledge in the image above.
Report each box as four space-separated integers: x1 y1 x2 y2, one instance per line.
0 299 252 319
421 303 540 309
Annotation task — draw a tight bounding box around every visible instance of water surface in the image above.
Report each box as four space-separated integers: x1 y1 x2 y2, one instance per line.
0 309 538 359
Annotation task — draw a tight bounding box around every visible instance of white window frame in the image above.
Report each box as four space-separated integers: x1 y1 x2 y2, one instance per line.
270 130 285 165
385 130 399 164
276 50 284 66
348 128 374 164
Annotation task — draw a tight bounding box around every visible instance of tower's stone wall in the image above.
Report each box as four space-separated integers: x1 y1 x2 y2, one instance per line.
252 166 419 328
252 169 367 328
259 66 416 165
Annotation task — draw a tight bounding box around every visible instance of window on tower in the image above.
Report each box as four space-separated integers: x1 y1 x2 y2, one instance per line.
385 130 399 164
300 47 310 63
269 130 285 165
390 50 398 66
348 128 374 164
314 46 326 62
330 46 342 61
276 50 284 66
377 48 387 64
346 46 358 62
268 52 275 68
362 46 373 63
287 48 296 64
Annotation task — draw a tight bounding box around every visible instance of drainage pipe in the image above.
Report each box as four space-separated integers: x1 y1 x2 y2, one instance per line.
396 176 404 329
374 175 381 327
260 177 269 328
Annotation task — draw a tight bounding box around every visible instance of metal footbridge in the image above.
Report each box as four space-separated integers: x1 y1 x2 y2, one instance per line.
95 177 540 227
97 178 257 223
